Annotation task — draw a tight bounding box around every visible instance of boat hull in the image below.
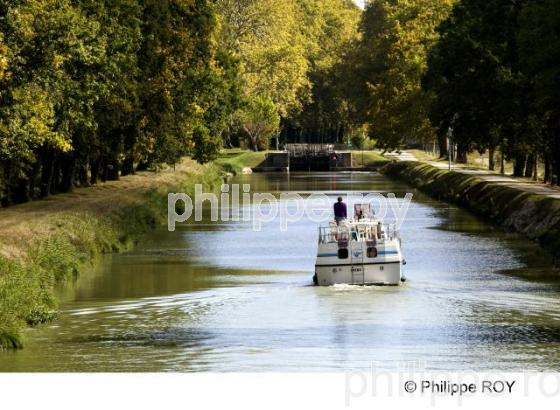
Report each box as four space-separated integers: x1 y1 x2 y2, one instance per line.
314 217 404 286
315 262 401 286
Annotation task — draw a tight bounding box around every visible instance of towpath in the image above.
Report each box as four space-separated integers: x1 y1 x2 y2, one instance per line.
383 150 560 200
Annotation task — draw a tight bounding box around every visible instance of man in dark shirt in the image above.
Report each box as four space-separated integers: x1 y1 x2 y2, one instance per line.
333 196 347 224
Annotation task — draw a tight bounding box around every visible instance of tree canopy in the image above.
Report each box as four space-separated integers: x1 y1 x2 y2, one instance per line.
0 0 243 204
0 0 363 205
340 0 560 184
3 0 560 205
342 0 454 151
422 0 560 180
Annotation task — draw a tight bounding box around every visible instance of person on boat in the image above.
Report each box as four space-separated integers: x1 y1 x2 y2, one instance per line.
333 196 347 224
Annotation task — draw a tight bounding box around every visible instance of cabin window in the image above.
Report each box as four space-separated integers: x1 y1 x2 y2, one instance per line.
337 249 349 259
367 247 378 258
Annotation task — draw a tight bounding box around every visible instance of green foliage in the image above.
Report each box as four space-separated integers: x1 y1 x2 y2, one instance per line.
237 95 280 151
345 0 454 151
136 0 228 166
0 34 7 80
0 255 56 349
350 132 369 150
215 0 310 118
422 0 560 180
215 0 361 146
424 0 529 163
0 0 370 203
0 0 241 204
30 236 83 282
286 0 361 144
191 126 221 164
517 0 560 180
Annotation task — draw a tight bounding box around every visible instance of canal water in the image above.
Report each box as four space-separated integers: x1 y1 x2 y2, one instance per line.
1 172 559 372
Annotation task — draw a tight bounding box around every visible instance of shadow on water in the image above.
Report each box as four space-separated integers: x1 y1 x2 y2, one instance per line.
422 193 560 282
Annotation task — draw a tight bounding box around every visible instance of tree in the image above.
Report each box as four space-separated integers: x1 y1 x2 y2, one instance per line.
237 95 280 151
79 0 143 180
285 0 361 144
214 0 310 119
518 0 560 183
0 0 102 201
0 34 7 80
345 0 454 152
424 0 532 170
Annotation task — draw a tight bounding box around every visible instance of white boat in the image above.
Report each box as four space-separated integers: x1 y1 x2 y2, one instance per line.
313 204 405 286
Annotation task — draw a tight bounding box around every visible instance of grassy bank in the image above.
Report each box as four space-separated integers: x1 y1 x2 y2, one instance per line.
381 161 560 261
351 151 390 168
215 149 269 174
0 159 225 350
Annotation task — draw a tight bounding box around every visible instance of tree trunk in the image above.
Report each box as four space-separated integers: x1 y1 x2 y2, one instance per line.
488 146 496 171
121 157 134 176
544 154 551 184
456 146 468 164
59 155 77 192
524 154 534 178
0 162 8 207
40 147 56 198
100 158 108 182
553 156 560 186
12 179 30 204
121 129 136 176
437 134 448 159
533 153 538 181
105 159 120 181
500 145 505 174
513 154 526 177
28 157 41 200
136 161 149 172
90 156 100 185
78 162 89 187
250 133 259 151
51 159 61 194
338 124 344 144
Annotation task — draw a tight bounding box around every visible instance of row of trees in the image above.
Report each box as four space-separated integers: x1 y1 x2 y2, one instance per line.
0 0 362 205
344 0 560 184
8 0 555 202
282 0 361 144
424 0 560 182
0 0 240 205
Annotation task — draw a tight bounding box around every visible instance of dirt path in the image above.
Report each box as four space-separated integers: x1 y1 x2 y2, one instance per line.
384 150 560 200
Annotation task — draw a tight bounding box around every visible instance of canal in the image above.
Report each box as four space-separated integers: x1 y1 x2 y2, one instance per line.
1 172 559 372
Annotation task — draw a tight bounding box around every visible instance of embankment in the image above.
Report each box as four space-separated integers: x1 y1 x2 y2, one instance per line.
381 161 560 260
0 159 225 349
215 149 268 174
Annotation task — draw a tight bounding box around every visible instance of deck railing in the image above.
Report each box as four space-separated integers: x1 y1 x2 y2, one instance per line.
318 223 400 244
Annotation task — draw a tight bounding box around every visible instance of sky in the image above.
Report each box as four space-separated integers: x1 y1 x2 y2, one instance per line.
353 0 365 9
